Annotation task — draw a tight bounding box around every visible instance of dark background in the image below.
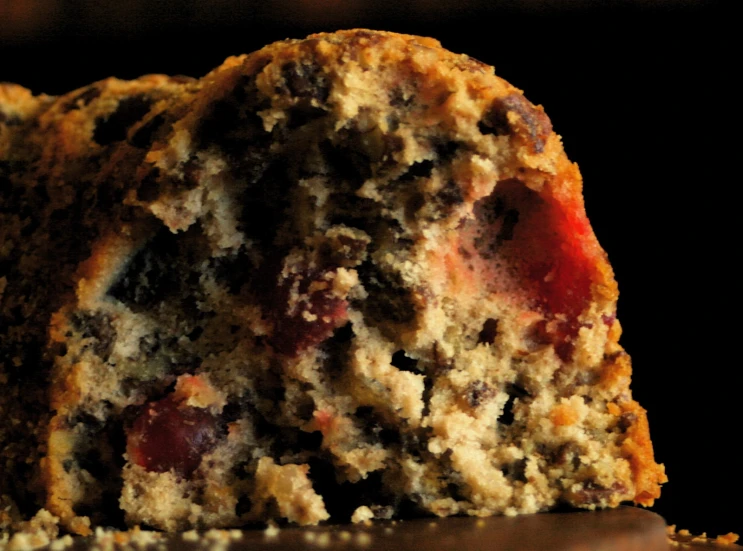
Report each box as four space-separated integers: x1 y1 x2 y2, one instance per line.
1 0 736 538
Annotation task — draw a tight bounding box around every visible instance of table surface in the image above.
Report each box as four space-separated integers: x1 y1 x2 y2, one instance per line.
51 507 740 551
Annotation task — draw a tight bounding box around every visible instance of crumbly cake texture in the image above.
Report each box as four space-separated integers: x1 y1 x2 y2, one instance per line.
0 29 666 535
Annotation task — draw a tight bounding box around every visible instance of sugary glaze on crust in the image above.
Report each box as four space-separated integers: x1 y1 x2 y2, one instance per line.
0 30 665 534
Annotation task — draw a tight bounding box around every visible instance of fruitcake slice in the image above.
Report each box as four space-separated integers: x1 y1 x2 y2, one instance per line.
0 30 665 535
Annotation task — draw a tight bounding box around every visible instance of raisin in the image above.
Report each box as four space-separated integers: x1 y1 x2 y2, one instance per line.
281 61 329 102
477 318 499 345
455 55 490 74
479 94 553 153
553 442 582 469
327 194 382 233
108 229 180 308
389 88 414 109
320 138 372 189
617 412 637 432
211 247 255 295
135 169 162 202
355 406 402 447
473 185 523 259
286 101 327 129
357 263 415 325
72 311 116 361
465 381 494 407
0 110 21 126
501 458 527 482
62 86 101 112
478 103 510 137
320 228 370 268
93 95 153 146
68 410 106 433
75 448 108 479
186 326 203 342
571 481 627 505
95 179 126 211
238 161 292 244
436 180 464 208
404 193 426 220
431 342 455 373
126 395 219 477
434 140 461 161
129 114 166 149
169 75 197 84
196 99 238 148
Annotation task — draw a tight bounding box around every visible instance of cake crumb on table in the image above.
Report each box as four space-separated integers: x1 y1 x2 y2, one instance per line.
667 524 741 548
716 534 741 546
350 507 374 525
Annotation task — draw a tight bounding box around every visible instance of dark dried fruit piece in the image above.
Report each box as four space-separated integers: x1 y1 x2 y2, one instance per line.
62 86 101 113
479 94 553 153
93 95 153 146
129 114 167 149
570 481 627 506
263 262 349 356
357 263 416 325
71 311 117 361
0 110 22 126
281 61 329 102
466 380 494 407
478 318 499 345
126 395 219 477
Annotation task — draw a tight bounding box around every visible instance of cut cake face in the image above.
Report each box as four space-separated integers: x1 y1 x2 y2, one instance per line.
0 30 665 534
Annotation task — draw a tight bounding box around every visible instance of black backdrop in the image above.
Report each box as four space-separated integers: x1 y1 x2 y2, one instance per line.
1 0 736 538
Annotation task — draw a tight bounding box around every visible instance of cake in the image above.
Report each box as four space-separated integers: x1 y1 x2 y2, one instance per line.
0 29 666 536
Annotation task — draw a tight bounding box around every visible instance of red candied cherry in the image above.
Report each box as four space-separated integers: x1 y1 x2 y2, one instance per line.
269 269 349 356
127 395 219 477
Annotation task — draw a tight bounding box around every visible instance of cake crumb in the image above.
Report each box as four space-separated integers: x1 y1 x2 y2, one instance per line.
667 524 741 547
716 533 741 546
48 535 73 551
2 509 60 551
351 506 374 524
